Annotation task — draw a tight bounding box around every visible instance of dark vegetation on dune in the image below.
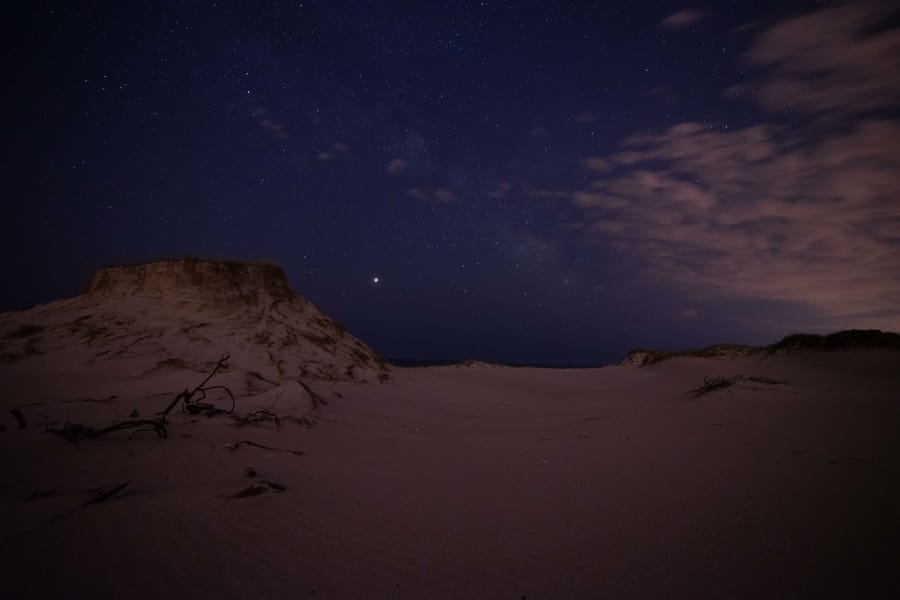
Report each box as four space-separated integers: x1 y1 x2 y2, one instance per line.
624 344 758 366
766 329 900 352
625 329 900 366
688 375 787 397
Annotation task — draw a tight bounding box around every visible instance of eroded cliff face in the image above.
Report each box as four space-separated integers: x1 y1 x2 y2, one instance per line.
0 259 389 386
86 260 293 311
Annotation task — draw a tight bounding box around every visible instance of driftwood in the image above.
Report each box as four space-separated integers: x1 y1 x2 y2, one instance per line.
46 417 168 442
39 353 324 445
225 440 304 456
94 418 168 440
160 354 236 416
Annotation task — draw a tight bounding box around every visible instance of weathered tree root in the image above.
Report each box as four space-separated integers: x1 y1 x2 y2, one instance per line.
225 440 303 456
229 410 282 428
160 354 236 416
283 415 318 429
228 411 317 430
298 380 327 408
47 417 168 442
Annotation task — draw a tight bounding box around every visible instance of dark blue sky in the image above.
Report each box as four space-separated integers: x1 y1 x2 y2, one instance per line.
3 1 899 364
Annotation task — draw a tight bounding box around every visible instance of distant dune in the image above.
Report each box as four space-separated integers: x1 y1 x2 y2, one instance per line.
621 328 900 366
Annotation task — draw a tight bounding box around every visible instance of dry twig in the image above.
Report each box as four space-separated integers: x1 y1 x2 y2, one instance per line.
46 417 168 442
225 440 304 456
160 354 236 415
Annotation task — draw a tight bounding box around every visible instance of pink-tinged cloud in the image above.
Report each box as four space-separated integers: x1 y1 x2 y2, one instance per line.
563 3 900 332
407 187 456 203
743 1 900 115
251 106 289 140
580 157 611 173
386 159 409 175
488 182 513 199
433 188 456 203
660 9 707 30
573 119 900 330
317 143 351 162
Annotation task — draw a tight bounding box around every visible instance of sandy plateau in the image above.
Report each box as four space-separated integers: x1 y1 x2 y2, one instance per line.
1 261 899 598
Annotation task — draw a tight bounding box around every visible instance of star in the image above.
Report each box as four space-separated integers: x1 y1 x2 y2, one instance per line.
372 276 380 284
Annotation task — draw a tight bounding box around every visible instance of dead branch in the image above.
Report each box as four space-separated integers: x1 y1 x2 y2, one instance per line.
202 385 236 412
160 354 236 415
46 417 167 442
229 410 281 429
93 418 168 440
225 440 303 456
283 415 318 429
184 401 228 416
228 410 318 430
161 388 192 416
45 419 94 442
297 380 327 408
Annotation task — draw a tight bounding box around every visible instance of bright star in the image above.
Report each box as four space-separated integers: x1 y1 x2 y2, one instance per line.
373 276 380 284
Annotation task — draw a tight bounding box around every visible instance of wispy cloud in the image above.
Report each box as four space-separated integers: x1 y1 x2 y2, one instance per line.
568 3 900 331
386 158 409 175
407 187 456 203
525 187 570 200
317 143 351 162
488 182 513 199
741 1 900 115
660 9 707 30
572 111 600 124
575 118 900 329
251 106 289 140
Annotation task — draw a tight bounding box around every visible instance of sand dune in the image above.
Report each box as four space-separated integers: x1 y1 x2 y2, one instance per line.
0 259 388 385
2 349 899 598
2 261 898 597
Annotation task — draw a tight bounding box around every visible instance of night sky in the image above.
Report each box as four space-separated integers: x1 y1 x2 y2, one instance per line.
3 1 899 364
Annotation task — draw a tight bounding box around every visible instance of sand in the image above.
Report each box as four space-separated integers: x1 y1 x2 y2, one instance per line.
1 350 899 598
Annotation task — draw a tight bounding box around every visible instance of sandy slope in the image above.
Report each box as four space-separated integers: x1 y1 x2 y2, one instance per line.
1 350 899 598
0 260 389 384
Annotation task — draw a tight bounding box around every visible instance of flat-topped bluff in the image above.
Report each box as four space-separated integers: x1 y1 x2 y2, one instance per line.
0 258 389 384
87 259 293 307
